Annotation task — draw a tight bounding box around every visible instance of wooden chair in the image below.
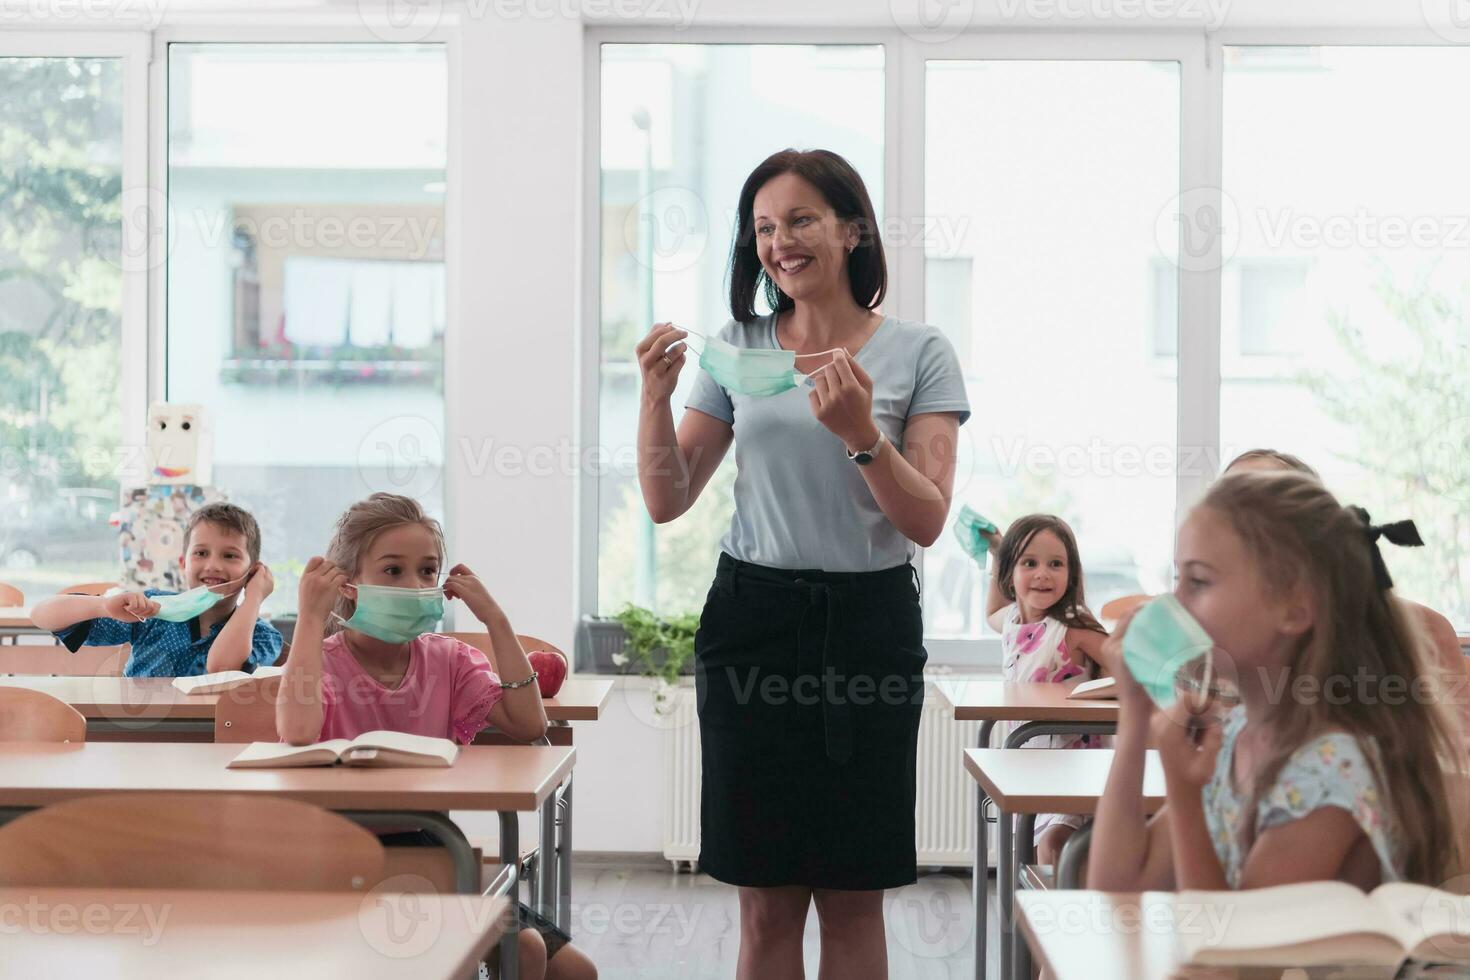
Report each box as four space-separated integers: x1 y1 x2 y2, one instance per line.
0 793 384 891
1099 593 1151 625
0 582 22 606
443 631 564 666
0 644 128 677
58 581 117 596
213 674 282 743
0 688 87 742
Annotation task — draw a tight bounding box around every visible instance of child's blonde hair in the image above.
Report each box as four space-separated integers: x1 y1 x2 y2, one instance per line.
1202 470 1466 885
323 493 446 635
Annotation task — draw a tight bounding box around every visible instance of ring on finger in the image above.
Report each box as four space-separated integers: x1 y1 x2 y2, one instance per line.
660 353 673 368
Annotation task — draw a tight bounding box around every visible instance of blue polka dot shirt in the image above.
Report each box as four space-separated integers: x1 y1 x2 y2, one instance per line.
54 589 283 678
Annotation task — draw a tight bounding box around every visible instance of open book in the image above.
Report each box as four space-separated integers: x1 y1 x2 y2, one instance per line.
227 730 459 769
1066 676 1117 700
1179 881 1470 972
172 665 283 695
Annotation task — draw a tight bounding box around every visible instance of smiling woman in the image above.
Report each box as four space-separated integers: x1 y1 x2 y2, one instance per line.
634 148 971 980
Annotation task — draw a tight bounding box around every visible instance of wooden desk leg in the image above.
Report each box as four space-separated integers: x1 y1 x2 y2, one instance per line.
974 778 989 980
997 804 1014 980
558 775 573 933
498 810 521 980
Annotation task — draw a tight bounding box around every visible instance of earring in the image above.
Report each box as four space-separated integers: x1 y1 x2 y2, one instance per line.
846 242 856 254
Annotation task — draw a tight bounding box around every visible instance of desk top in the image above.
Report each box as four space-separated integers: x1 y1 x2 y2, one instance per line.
0 741 575 812
1017 891 1184 980
935 679 1120 723
0 886 507 980
0 674 614 724
964 748 1166 813
0 606 37 629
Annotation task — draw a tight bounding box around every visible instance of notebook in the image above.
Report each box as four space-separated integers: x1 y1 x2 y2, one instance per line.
1066 676 1117 700
227 730 459 769
172 665 283 695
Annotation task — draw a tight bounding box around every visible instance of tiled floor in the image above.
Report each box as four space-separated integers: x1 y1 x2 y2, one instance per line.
563 859 999 979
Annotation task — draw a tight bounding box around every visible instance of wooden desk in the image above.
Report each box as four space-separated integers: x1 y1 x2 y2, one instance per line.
966 748 1166 980
0 606 44 640
1016 891 1184 980
542 678 613 722
936 678 1120 744
0 741 574 980
1 886 509 980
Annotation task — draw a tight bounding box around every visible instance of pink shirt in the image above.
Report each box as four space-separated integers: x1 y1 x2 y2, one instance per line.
317 632 505 745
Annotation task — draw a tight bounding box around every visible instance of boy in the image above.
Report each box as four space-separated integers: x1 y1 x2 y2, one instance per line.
32 502 282 677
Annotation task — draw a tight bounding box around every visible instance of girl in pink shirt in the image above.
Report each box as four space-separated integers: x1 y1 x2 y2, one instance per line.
278 493 595 980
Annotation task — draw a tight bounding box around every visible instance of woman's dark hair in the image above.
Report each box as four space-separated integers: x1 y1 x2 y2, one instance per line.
995 515 1107 668
727 148 887 323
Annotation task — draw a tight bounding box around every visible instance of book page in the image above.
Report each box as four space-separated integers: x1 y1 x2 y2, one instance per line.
227 739 353 768
1068 677 1117 700
1372 882 1470 959
1179 882 1402 962
173 664 283 695
347 730 458 765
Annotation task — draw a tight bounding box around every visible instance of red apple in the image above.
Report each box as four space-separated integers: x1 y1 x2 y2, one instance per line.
528 649 568 698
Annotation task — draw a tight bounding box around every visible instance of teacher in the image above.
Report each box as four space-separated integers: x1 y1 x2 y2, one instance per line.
634 148 970 980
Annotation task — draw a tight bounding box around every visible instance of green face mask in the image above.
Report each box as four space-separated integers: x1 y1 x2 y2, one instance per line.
137 570 249 623
1121 595 1215 708
337 583 445 644
684 330 839 398
953 506 999 560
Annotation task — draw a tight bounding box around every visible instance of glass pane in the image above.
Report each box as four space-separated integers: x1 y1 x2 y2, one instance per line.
1222 47 1470 629
167 44 448 616
925 60 1181 640
598 44 885 616
0 58 124 601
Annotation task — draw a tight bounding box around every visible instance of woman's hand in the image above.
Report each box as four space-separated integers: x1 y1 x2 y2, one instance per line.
808 349 879 452
298 557 348 623
444 564 501 626
636 322 688 404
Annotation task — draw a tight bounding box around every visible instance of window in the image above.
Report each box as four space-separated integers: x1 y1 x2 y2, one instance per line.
924 59 1181 640
166 44 448 615
0 57 125 599
596 43 885 617
1222 46 1470 629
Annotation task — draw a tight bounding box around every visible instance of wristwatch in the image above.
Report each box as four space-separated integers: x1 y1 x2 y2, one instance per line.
846 432 884 466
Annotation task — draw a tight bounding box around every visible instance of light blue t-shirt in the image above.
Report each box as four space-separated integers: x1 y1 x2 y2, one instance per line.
684 312 971 572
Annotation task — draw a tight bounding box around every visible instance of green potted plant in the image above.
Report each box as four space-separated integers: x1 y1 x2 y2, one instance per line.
610 604 698 715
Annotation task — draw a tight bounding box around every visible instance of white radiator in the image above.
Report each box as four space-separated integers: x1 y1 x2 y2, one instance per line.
662 680 998 869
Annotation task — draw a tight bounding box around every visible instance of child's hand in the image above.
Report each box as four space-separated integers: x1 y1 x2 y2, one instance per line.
103 591 160 622
443 564 501 625
981 527 1003 553
298 557 348 622
1151 698 1223 792
243 563 275 603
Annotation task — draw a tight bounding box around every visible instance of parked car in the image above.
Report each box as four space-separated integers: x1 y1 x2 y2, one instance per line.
0 488 118 570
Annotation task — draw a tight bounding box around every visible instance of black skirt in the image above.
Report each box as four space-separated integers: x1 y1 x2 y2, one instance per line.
694 551 927 890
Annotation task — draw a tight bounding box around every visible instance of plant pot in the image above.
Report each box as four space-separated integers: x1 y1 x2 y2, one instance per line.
576 616 696 677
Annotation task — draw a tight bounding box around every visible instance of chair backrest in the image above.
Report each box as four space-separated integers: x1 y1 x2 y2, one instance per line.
0 582 22 607
58 582 117 597
214 674 282 743
1099 593 1152 625
0 644 128 677
0 793 384 891
0 688 87 742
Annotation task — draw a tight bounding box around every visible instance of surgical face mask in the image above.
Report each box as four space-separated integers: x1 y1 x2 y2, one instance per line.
1121 595 1215 708
336 583 444 644
683 330 840 398
140 570 250 623
953 506 999 561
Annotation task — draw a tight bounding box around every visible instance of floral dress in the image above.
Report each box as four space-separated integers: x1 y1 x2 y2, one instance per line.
992 602 1106 839
1203 706 1402 888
